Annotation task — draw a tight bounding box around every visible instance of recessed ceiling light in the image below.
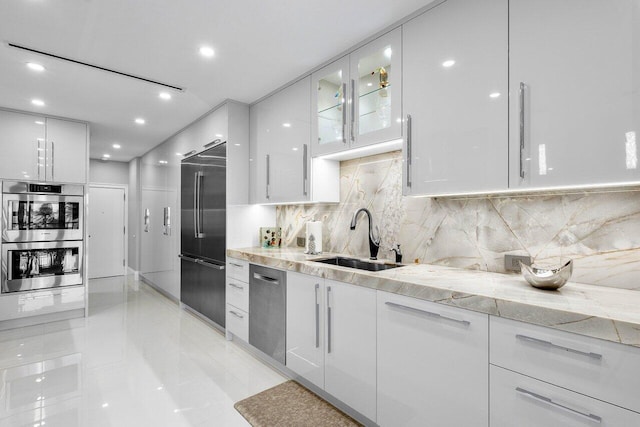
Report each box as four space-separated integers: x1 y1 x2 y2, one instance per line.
367 82 373 87
35 121 44 125
26 62 45 72
159 92 172 100
292 147 298 151
215 134 223 138
102 403 109 408
31 99 45 107
442 60 456 68
489 92 501 98
176 152 182 156
282 123 291 128
103 154 111 158
135 118 145 125
159 160 168 164
113 143 121 149
384 47 392 58
199 46 215 58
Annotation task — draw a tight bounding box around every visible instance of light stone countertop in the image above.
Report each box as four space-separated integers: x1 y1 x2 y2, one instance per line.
228 247 640 347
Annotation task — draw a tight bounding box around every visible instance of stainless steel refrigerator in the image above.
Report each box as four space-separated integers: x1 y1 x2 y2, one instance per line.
179 142 226 328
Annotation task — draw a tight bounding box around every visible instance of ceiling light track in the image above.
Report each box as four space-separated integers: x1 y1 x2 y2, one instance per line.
8 42 184 91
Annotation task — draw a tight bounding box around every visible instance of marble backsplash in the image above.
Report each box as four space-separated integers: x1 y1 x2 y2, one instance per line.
276 151 640 290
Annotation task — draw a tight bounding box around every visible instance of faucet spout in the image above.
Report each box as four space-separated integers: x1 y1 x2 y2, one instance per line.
350 208 381 260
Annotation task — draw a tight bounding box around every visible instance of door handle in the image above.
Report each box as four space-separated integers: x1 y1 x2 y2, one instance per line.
519 82 526 179
265 154 270 200
252 272 279 285
196 259 225 270
50 141 55 181
302 144 308 197
350 79 355 142
178 254 198 263
194 171 204 238
326 286 332 354
341 83 347 144
315 283 320 348
406 114 412 189
144 208 150 232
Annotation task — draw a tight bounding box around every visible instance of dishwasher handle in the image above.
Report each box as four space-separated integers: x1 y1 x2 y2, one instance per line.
252 272 280 285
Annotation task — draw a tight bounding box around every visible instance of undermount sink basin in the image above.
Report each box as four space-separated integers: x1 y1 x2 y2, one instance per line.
312 256 403 272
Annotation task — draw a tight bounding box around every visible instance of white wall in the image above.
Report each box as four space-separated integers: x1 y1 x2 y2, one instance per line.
89 159 129 185
128 158 141 271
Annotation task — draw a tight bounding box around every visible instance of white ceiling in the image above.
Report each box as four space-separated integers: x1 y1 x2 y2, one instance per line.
0 0 433 162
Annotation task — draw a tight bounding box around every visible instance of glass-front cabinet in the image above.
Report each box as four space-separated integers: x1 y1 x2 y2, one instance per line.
311 28 402 157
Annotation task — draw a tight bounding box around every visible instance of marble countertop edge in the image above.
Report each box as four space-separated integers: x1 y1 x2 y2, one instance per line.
227 247 640 347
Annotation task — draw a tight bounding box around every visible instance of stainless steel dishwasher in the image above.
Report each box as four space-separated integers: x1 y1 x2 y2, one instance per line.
249 264 286 364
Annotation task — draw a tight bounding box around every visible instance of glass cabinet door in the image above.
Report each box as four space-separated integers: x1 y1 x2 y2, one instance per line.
311 56 350 157
350 27 402 148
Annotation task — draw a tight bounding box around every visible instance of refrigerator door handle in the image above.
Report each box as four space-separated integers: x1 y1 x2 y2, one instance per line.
194 171 205 238
178 254 198 263
196 259 225 270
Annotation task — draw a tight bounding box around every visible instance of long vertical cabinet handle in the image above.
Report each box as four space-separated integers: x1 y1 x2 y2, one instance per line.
36 139 41 181
302 144 308 197
515 387 602 424
406 114 413 189
519 82 526 179
144 208 150 232
50 141 55 181
314 283 320 348
265 154 270 200
350 79 356 142
196 171 204 238
341 83 347 144
326 286 332 354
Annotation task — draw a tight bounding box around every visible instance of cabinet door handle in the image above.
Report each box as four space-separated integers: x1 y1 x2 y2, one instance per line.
144 208 150 232
519 82 526 179
385 301 470 326
341 83 347 144
229 310 244 319
265 154 270 199
326 286 332 354
50 141 55 181
515 387 602 424
406 114 412 189
230 262 244 268
228 282 244 290
302 144 308 197
515 334 603 360
315 283 320 348
183 150 196 157
350 79 355 142
37 139 42 181
204 138 223 149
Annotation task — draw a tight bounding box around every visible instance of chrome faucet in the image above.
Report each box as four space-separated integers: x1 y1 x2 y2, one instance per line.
350 208 381 260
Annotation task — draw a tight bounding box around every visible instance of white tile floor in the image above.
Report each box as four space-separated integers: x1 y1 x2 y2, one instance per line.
0 276 287 427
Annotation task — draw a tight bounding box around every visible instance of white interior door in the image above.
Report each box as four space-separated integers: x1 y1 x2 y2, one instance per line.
89 186 126 279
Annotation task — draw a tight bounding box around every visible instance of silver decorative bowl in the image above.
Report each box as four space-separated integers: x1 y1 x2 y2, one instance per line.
520 259 573 290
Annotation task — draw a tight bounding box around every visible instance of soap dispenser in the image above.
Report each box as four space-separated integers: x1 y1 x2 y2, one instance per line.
391 244 402 263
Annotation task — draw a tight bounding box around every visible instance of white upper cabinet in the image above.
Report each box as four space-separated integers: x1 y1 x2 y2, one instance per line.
311 28 402 157
402 0 508 196
45 118 87 184
509 0 640 189
0 110 45 181
250 77 338 204
0 110 87 183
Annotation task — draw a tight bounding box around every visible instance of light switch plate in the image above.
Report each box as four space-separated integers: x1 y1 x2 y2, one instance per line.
504 254 532 272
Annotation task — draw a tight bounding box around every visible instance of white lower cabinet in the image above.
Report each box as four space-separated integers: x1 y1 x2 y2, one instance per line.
286 273 377 422
0 286 85 322
377 291 489 426
490 365 640 426
226 303 248 342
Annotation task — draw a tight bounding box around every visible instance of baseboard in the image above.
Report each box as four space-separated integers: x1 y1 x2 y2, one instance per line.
181 303 226 334
0 308 85 331
127 267 139 281
138 274 179 304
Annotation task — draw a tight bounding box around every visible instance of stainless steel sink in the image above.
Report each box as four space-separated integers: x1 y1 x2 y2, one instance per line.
313 256 403 272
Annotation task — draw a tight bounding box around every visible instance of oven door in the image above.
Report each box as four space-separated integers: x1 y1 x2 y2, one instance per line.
1 241 83 293
2 194 83 242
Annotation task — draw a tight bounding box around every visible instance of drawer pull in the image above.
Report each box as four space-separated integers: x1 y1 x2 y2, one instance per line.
229 310 244 319
253 273 279 285
385 301 470 326
228 283 244 290
516 387 602 424
516 334 603 360
230 263 244 268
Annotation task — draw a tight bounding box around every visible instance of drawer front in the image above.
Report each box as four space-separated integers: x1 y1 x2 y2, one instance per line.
490 316 640 412
226 277 249 312
226 258 249 282
226 304 248 342
490 365 640 427
0 286 85 321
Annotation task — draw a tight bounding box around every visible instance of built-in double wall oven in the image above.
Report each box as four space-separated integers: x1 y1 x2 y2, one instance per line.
1 181 84 293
